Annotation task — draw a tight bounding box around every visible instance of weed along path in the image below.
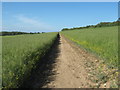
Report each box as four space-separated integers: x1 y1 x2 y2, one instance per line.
22 34 114 88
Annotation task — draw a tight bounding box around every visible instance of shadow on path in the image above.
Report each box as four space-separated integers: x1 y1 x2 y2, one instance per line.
20 34 61 88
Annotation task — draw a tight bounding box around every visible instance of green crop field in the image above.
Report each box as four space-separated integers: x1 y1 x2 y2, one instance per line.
2 32 58 88
61 26 118 68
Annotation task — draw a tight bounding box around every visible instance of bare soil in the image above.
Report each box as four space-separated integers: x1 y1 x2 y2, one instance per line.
44 34 95 88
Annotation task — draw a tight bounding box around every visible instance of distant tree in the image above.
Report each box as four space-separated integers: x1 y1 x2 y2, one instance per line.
61 20 119 31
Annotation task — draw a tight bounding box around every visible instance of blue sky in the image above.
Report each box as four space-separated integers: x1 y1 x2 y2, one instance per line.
2 2 118 32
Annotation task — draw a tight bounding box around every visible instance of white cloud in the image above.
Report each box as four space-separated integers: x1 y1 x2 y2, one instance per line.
16 15 44 26
13 15 55 32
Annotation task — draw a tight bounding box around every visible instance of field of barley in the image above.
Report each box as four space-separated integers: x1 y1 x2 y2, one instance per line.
2 32 58 88
2 26 118 88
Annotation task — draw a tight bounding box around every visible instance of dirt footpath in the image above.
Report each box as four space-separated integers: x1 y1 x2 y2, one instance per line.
23 34 116 88
43 35 108 88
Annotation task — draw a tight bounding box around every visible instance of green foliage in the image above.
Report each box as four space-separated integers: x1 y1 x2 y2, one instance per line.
1 31 29 36
61 21 120 31
110 80 118 88
2 32 58 88
61 26 118 68
0 31 42 36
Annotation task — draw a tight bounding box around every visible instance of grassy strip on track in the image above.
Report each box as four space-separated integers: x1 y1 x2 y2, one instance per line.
61 26 118 68
2 32 58 88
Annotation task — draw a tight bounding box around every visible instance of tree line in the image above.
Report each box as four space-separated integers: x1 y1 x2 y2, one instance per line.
0 31 45 36
61 21 120 31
